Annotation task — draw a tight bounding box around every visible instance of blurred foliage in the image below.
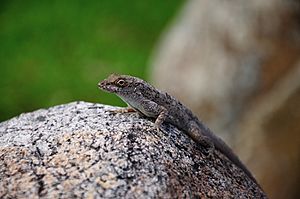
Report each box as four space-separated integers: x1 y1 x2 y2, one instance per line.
0 0 183 121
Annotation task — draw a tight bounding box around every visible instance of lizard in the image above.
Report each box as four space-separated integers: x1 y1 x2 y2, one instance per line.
98 73 259 185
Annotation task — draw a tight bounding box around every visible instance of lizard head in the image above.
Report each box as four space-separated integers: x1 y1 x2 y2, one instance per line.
98 74 159 112
98 74 142 94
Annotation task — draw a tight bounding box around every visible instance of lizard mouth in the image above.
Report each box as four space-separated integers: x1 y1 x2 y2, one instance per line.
98 82 118 93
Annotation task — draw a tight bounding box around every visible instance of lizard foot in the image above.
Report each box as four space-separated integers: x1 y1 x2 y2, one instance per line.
107 107 136 114
198 136 215 157
153 123 161 132
187 122 215 157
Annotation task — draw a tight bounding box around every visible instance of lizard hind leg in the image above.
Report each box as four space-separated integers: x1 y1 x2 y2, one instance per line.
187 121 215 156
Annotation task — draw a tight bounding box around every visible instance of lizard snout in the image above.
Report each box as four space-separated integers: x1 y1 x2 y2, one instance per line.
98 81 117 93
98 81 106 89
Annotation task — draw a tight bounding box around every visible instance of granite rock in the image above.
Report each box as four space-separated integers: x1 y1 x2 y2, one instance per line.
0 101 267 198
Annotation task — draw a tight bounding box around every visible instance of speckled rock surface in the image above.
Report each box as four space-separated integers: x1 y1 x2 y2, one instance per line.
0 101 267 198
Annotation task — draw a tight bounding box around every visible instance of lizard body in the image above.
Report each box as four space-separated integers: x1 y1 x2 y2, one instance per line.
98 74 258 185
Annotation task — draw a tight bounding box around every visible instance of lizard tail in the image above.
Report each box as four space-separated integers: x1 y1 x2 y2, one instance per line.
197 122 261 187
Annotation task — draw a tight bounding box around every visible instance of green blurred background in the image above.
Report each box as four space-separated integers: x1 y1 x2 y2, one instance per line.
0 0 183 121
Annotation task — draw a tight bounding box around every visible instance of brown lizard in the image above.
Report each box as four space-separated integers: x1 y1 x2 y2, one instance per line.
98 73 259 185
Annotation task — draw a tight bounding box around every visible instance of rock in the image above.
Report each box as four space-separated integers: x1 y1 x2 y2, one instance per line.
0 102 266 198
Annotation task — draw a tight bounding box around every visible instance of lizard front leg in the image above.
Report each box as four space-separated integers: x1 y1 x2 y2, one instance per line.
110 107 136 113
154 107 168 131
138 99 168 131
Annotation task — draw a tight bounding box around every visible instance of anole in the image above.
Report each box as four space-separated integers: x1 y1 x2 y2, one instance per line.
98 74 258 185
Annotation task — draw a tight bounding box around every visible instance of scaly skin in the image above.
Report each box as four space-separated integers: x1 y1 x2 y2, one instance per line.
98 74 259 185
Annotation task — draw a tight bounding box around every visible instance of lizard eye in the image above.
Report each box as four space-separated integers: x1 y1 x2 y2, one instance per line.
116 79 126 86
